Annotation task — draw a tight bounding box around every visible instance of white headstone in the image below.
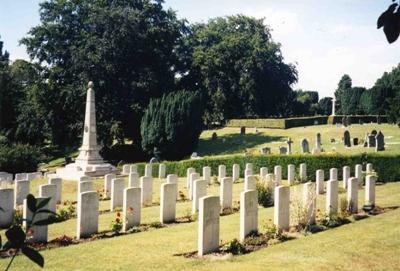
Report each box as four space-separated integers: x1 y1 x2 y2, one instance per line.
259 167 268 179
49 177 62 204
287 164 295 185
144 164 152 178
218 165 226 181
158 163 166 179
245 163 253 173
198 195 220 256
244 175 257 191
128 173 140 188
202 166 211 184
366 163 373 174
140 176 153 206
330 168 338 181
166 174 179 196
355 164 363 185
342 166 350 189
244 169 252 178
14 180 30 207
326 180 338 215
77 191 99 239
26 173 37 181
189 172 200 200
24 197 50 243
365 175 376 206
347 177 358 213
192 179 207 214
122 165 130 175
79 176 91 183
299 163 307 182
186 167 195 188
0 189 14 228
274 166 282 184
123 187 141 231
15 173 27 181
240 189 258 241
303 182 316 224
111 178 125 211
104 174 116 198
130 165 138 174
232 164 240 182
220 177 233 210
160 183 177 223
39 184 57 213
316 169 324 195
274 186 290 231
78 181 93 199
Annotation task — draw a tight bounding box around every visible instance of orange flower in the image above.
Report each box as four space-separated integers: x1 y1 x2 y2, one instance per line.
117 212 121 217
116 218 120 223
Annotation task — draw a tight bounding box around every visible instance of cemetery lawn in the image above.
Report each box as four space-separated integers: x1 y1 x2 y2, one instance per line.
197 124 400 156
1 179 399 271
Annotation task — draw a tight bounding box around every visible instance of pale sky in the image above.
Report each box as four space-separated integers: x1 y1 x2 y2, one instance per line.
1 0 399 98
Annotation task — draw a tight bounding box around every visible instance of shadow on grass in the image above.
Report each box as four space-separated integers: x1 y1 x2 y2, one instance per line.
197 133 284 156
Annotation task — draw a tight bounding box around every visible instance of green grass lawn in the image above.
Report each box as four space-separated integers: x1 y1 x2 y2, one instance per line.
1 177 399 271
197 124 400 156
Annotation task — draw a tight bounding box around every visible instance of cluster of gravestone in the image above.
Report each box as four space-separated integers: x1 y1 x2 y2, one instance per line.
343 130 385 151
278 133 322 155
0 162 377 255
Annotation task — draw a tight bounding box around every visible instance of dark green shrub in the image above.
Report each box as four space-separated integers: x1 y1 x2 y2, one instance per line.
223 238 247 255
256 181 274 207
140 90 204 160
131 153 400 182
0 144 42 173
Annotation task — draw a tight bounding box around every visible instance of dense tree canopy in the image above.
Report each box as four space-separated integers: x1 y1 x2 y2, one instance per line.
140 90 203 160
177 15 298 124
20 0 185 147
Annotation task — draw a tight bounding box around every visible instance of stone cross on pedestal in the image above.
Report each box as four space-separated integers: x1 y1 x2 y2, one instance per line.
286 138 293 154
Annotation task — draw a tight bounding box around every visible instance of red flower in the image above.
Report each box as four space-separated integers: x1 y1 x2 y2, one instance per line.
117 212 121 217
116 218 120 223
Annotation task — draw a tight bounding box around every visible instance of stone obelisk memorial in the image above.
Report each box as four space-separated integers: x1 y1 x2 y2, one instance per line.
57 82 117 180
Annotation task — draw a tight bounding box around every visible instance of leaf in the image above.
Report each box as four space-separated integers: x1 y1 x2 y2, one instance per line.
26 194 37 213
21 246 44 268
36 209 57 216
5 226 26 248
36 197 51 211
378 3 398 29
32 218 52 226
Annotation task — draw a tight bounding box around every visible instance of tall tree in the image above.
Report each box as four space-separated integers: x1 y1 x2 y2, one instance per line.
0 37 14 138
21 0 185 148
177 15 297 124
334 74 352 114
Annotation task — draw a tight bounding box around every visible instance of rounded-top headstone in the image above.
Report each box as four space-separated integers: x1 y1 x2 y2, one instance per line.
88 81 94 88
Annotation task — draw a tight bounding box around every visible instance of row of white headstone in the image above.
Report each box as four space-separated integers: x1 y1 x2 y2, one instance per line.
197 171 377 256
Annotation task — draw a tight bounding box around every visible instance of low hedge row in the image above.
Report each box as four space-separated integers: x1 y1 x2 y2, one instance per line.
226 115 388 129
131 153 400 182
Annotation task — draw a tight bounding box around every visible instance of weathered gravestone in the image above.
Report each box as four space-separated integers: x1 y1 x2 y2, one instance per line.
343 130 351 147
347 177 358 213
300 163 307 182
218 165 226 182
240 126 246 135
303 182 316 224
211 132 218 140
259 167 268 179
260 147 271 154
244 175 256 191
186 167 195 188
130 165 138 174
287 138 294 154
189 172 200 200
144 164 152 178
166 174 179 196
365 175 376 207
274 166 282 184
368 134 376 147
353 138 359 146
316 169 324 194
232 164 240 182
279 146 287 154
316 133 322 151
198 196 220 256
14 180 30 207
158 163 166 179
240 189 258 241
301 138 310 153
122 165 130 175
375 131 385 151
287 164 295 185
342 166 350 189
39 184 57 213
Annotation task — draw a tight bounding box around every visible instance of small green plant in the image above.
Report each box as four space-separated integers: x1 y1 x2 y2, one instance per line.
149 222 163 228
256 181 273 207
0 194 57 270
13 209 23 226
263 223 279 240
321 214 350 228
223 238 247 255
110 212 123 234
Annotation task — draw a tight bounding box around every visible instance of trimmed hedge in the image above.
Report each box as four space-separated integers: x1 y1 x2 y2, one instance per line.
227 115 388 129
131 153 400 182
